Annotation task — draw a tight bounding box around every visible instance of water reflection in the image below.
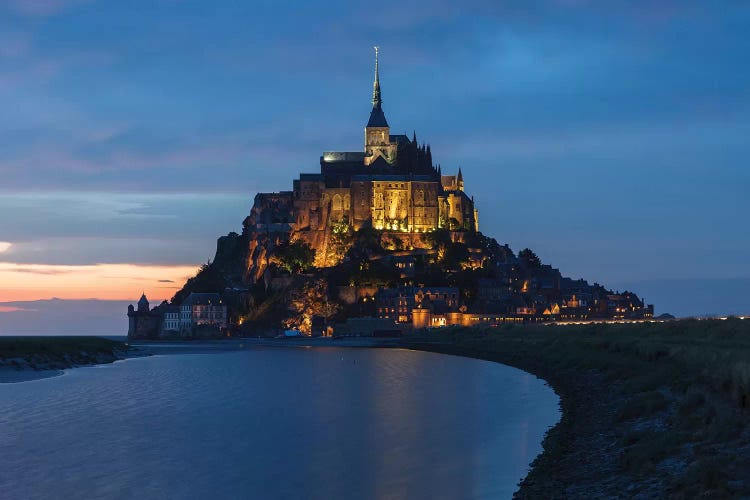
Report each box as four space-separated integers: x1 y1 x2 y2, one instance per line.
0 348 559 500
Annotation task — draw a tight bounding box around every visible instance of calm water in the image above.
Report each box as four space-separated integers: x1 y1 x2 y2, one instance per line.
0 347 559 499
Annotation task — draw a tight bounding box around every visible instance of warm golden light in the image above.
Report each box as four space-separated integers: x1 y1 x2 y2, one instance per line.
0 262 198 302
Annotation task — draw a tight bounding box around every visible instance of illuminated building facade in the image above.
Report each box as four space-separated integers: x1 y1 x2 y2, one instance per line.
244 49 478 266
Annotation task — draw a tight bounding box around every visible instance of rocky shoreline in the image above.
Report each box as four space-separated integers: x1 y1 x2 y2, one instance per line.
411 342 647 497
407 320 750 498
0 337 132 383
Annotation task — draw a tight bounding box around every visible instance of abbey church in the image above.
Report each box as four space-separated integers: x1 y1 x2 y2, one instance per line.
244 49 478 268
136 48 656 340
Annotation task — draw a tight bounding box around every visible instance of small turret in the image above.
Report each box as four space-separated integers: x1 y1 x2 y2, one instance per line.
137 293 150 313
457 167 464 191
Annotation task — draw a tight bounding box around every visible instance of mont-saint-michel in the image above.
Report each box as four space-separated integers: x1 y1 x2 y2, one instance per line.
3 5 750 497
128 49 653 340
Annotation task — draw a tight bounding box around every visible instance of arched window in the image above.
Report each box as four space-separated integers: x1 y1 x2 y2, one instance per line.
332 194 343 211
374 192 384 208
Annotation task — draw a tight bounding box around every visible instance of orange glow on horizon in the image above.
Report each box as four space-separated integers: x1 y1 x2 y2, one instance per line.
0 262 199 302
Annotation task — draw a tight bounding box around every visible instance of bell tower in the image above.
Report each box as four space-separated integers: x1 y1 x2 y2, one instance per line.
365 47 396 166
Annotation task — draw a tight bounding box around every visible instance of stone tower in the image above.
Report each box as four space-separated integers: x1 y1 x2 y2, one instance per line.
364 47 397 166
137 293 150 312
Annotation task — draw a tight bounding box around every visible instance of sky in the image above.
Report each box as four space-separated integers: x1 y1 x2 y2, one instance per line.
1 0 749 333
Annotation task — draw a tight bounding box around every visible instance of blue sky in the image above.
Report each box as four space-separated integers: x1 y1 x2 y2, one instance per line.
0 0 749 330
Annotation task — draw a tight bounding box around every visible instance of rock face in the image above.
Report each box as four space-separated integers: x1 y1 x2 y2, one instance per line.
242 193 294 283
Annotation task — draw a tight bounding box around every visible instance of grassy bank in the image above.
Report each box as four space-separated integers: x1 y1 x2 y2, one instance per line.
0 336 128 372
407 318 750 498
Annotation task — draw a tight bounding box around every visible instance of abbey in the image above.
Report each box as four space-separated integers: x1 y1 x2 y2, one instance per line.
136 50 656 339
244 49 478 267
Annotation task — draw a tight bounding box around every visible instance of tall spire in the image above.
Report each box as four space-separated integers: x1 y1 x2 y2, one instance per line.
372 46 381 108
367 46 388 128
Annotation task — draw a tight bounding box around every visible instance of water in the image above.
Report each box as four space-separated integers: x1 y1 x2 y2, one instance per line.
0 347 559 499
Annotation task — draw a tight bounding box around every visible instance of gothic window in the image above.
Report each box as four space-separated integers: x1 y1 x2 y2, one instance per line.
332 194 342 211
344 194 351 210
374 192 384 208
416 189 425 204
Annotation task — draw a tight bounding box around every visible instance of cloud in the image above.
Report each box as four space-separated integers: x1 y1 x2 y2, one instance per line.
0 193 250 267
10 267 73 275
6 0 91 17
0 262 197 302
0 242 10 253
158 279 175 283
0 305 36 313
0 0 747 311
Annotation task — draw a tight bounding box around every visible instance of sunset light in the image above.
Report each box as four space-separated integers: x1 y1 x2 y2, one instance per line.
0 262 197 302
0 2 748 498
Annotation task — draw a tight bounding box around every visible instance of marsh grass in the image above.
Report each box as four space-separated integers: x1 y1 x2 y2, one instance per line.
617 390 668 421
0 336 124 359
412 318 750 495
443 318 750 408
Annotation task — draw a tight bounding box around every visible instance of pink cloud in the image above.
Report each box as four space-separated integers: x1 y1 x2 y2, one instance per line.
0 306 36 313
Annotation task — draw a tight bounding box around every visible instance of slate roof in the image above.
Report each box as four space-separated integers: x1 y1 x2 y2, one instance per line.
367 105 389 128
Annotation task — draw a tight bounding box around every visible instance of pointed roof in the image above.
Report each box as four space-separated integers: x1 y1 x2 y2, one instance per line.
137 293 150 311
457 167 463 182
367 46 389 128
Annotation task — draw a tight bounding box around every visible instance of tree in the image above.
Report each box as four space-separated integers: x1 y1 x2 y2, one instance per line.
171 261 226 303
346 226 384 261
442 242 470 270
382 233 404 251
270 241 315 274
284 279 340 334
519 248 541 268
422 228 452 249
326 218 354 266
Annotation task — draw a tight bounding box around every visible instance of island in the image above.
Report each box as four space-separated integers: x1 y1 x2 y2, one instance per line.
127 49 654 341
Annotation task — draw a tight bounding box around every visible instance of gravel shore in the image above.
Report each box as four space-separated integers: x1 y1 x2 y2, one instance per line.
0 337 130 383
407 320 750 498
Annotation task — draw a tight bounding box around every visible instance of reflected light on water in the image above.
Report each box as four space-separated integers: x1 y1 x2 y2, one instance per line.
0 348 559 499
